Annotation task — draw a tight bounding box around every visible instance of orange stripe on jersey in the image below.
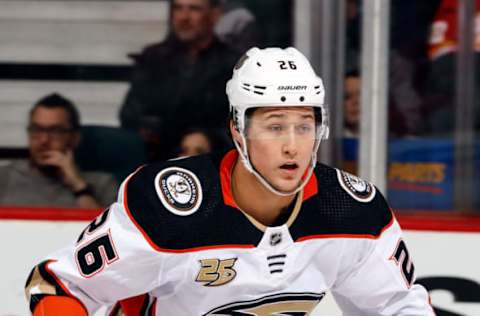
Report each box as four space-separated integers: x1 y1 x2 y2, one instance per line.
150 298 157 316
119 294 149 316
122 164 256 253
296 214 395 242
219 150 318 208
302 169 318 201
43 260 88 312
33 296 87 316
220 149 239 208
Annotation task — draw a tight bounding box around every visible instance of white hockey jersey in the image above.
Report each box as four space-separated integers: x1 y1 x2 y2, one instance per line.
26 150 435 315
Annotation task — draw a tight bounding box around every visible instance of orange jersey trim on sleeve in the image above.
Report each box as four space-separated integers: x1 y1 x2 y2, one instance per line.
41 260 89 313
118 293 149 316
33 296 87 316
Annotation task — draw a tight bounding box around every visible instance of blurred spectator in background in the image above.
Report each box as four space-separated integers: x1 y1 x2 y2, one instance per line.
214 0 259 53
175 127 230 157
0 93 118 208
345 0 361 73
347 0 434 136
343 70 408 138
176 127 213 157
388 0 442 136
119 0 239 161
423 0 480 135
343 70 361 138
427 0 480 61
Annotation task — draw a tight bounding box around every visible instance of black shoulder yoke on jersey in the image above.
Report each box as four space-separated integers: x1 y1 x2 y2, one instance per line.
124 152 393 251
289 163 393 241
124 152 265 250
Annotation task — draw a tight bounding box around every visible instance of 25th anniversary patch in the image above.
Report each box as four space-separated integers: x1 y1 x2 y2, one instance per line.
154 167 203 216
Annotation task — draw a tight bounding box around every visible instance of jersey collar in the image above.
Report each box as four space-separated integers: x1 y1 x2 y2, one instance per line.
219 150 318 210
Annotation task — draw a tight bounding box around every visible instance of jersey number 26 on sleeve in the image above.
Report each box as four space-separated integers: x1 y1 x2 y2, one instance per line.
75 231 119 278
390 239 415 288
75 208 119 278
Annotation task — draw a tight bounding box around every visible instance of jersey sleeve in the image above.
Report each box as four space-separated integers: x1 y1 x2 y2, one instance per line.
25 172 165 315
331 195 434 315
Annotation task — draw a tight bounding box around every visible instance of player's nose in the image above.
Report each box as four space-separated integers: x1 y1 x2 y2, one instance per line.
282 131 298 157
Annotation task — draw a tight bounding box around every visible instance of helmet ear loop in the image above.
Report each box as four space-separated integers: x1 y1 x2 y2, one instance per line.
233 109 241 133
233 133 254 174
309 119 329 171
309 105 329 166
232 116 254 174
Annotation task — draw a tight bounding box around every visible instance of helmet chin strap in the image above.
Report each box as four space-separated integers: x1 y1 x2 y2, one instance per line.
233 135 321 197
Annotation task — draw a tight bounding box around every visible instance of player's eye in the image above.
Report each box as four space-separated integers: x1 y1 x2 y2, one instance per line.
268 124 284 132
296 123 314 134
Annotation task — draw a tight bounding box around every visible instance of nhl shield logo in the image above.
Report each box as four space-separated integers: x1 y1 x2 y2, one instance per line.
270 233 282 246
336 169 376 202
155 167 203 216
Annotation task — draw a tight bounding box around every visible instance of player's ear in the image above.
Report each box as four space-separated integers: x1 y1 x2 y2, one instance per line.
229 120 244 147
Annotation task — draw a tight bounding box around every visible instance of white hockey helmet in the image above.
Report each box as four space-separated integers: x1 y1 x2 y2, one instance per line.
226 47 329 196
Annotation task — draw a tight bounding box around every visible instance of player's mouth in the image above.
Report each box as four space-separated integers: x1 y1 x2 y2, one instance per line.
279 162 299 175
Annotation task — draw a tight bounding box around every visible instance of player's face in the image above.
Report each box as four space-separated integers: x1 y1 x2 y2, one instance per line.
171 0 218 44
246 107 316 193
28 106 79 166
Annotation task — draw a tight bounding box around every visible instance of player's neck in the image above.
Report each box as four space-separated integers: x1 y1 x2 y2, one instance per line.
231 159 296 226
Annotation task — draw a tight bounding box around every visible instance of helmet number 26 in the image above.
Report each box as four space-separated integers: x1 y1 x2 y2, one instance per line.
278 60 297 70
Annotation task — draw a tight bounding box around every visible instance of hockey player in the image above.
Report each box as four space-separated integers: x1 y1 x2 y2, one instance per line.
25 47 435 315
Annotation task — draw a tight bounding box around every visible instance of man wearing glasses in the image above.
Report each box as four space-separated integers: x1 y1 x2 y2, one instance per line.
0 93 117 208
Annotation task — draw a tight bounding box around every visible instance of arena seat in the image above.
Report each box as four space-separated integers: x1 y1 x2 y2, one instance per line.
75 125 146 182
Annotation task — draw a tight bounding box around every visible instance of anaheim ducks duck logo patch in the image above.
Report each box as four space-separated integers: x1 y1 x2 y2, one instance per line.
155 167 203 216
204 292 325 316
336 169 376 202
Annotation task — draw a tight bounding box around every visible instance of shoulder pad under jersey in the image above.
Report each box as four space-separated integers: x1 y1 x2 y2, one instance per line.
289 164 393 240
122 152 263 251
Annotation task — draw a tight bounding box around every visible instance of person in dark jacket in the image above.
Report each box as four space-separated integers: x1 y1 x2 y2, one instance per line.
120 0 239 160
